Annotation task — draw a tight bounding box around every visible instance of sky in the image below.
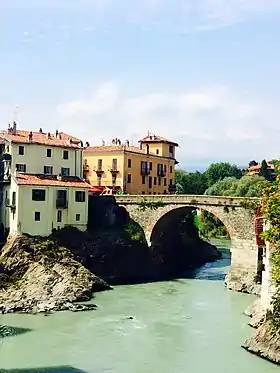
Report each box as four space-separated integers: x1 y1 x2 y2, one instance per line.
0 1 280 170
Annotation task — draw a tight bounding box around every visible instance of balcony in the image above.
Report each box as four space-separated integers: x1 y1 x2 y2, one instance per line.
158 170 166 177
95 167 104 174
5 198 16 211
141 168 150 176
109 167 119 174
56 198 68 209
83 164 90 173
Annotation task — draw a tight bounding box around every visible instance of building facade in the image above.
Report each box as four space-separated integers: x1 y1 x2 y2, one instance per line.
0 122 90 238
83 134 178 195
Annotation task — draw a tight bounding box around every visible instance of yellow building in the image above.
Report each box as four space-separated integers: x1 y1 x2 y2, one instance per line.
0 122 90 237
83 134 179 195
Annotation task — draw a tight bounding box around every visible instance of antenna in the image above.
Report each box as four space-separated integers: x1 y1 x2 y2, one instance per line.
13 105 20 123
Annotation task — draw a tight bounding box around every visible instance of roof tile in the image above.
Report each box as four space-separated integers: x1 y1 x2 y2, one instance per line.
15 173 91 188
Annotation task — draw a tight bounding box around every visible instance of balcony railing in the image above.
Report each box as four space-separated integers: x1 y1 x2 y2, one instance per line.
95 167 104 174
110 167 119 173
158 170 166 177
141 168 150 176
56 198 68 209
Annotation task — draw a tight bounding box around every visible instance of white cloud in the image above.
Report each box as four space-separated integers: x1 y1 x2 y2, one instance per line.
55 81 280 167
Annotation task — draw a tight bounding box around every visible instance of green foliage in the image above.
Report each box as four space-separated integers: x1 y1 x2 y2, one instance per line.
261 175 280 329
124 220 146 243
259 159 272 181
175 170 207 195
203 162 243 187
198 211 228 240
138 199 165 211
205 174 267 197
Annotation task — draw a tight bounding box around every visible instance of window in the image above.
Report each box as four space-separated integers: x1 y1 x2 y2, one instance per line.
127 174 132 183
149 176 152 188
149 162 152 171
18 145 24 155
156 149 159 155
12 192 16 206
76 214 80 221
164 164 167 172
128 159 132 168
34 212 40 221
112 175 117 185
141 161 149 175
63 150 69 159
112 158 118 171
169 145 174 155
32 189 46 201
97 176 102 186
57 210 62 223
170 165 173 173
16 164 26 172
164 178 167 186
97 159 102 171
169 179 173 185
47 149 52 157
158 177 161 186
142 191 145 194
154 177 157 186
142 175 145 184
44 166 53 175
75 191 85 202
61 167 70 176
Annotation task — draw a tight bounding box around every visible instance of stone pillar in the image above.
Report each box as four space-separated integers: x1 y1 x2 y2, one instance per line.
225 238 260 294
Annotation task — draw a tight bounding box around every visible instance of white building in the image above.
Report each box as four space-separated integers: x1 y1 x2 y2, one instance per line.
0 122 90 238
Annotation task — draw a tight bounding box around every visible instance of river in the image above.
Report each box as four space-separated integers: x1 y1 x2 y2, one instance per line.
0 240 279 373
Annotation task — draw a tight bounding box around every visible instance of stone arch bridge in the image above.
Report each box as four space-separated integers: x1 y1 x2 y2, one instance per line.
114 194 261 293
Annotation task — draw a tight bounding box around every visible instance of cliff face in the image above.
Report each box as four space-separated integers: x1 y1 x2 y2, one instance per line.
243 321 280 364
242 298 280 365
0 234 110 314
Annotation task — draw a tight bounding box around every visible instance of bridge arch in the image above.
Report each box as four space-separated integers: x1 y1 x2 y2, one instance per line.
148 204 234 245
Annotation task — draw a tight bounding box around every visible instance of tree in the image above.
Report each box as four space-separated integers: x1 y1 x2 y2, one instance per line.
259 159 271 181
175 170 207 195
205 174 268 197
203 162 243 187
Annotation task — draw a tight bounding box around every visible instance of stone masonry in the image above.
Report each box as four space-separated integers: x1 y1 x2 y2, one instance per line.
114 194 261 294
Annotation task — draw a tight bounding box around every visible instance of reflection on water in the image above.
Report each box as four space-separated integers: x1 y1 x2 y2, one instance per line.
0 239 278 373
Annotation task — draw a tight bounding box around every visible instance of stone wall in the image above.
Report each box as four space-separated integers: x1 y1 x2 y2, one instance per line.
116 196 260 293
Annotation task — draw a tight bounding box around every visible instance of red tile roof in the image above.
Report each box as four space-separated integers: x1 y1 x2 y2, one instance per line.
248 162 274 171
139 134 178 146
15 174 91 188
84 145 148 155
0 129 82 149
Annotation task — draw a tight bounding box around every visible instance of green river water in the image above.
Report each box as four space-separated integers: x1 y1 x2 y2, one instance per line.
0 240 279 373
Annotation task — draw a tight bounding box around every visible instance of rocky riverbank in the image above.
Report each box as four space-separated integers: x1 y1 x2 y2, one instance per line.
242 298 280 365
0 221 221 314
0 234 111 314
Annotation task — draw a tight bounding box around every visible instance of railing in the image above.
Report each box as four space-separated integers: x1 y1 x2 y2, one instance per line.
140 168 150 176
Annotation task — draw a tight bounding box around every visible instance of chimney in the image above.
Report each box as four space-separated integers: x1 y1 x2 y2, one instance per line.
39 128 43 133
55 129 59 138
102 140 105 146
59 133 62 139
47 132 51 139
85 141 90 147
125 140 129 147
12 121 17 134
80 140 83 147
57 173 62 181
28 131 33 142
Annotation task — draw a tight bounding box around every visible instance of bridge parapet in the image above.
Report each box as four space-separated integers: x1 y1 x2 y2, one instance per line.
114 194 260 207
